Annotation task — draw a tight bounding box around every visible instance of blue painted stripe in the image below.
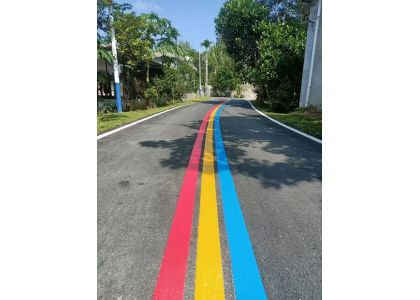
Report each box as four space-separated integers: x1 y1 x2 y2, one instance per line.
214 105 267 300
115 82 122 113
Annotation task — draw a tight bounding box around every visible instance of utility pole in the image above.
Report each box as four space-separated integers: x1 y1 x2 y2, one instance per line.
304 0 321 107
198 50 202 96
109 4 123 113
205 50 208 96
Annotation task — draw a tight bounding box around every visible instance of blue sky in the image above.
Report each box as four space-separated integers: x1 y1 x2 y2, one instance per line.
118 0 227 50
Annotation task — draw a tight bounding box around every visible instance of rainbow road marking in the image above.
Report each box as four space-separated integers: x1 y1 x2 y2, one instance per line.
153 101 267 300
152 105 218 300
194 105 225 299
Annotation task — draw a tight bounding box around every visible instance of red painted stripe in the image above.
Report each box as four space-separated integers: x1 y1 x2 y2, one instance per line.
152 105 218 300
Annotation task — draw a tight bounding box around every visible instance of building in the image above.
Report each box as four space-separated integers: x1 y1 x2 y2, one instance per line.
299 0 322 107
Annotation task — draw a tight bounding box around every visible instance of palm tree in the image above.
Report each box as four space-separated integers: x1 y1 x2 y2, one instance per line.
209 43 225 77
201 39 212 96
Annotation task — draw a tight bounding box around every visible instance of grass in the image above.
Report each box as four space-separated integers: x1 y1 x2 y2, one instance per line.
97 97 210 134
253 102 322 139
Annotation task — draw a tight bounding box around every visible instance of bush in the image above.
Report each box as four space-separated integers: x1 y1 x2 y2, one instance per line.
97 98 117 113
212 65 239 97
155 63 196 103
256 20 306 112
266 81 301 112
144 86 159 107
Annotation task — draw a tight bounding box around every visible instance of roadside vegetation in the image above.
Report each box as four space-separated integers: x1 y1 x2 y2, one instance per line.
213 0 322 138
97 0 205 115
98 0 321 135
253 102 322 139
97 0 244 136
215 0 312 112
204 0 312 104
98 97 210 134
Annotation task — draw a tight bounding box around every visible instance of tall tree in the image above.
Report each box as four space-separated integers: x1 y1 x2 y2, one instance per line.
208 42 232 78
137 13 179 83
257 19 306 111
97 0 132 100
215 0 308 112
177 41 198 62
201 39 212 95
215 0 269 82
114 12 179 83
97 0 131 42
257 0 309 22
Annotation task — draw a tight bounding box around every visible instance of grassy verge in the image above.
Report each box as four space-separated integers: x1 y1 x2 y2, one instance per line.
97 97 210 134
252 101 322 139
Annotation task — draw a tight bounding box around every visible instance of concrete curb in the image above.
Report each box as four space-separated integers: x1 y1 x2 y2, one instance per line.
247 100 322 144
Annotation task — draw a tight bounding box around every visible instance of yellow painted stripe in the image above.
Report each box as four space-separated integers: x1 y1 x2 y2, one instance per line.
194 105 225 300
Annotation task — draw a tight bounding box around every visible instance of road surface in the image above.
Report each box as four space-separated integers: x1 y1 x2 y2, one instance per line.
97 98 322 299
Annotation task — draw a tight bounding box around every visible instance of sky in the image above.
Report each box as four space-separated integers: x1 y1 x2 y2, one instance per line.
117 0 227 50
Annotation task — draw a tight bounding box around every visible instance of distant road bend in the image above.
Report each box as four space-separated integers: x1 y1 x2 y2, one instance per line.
97 98 322 299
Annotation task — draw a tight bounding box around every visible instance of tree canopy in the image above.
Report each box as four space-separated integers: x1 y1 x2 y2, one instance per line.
215 0 309 112
97 0 198 111
201 39 212 50
215 0 269 81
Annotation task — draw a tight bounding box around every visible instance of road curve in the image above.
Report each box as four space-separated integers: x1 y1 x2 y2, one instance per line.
97 98 321 299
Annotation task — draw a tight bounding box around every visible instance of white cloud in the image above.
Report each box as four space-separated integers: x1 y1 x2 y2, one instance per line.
132 0 160 13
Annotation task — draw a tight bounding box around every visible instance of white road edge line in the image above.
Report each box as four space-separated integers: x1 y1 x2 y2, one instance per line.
247 100 322 144
97 103 197 140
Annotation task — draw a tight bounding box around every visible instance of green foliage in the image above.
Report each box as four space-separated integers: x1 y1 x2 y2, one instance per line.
96 1 198 113
97 98 117 113
215 0 309 112
113 12 150 67
208 42 232 78
97 0 132 42
253 101 322 138
215 0 269 81
177 41 198 61
212 65 239 97
138 13 180 61
97 71 108 85
201 39 212 50
109 8 180 108
144 86 159 106
257 0 309 22
257 20 306 111
155 62 196 103
97 47 113 63
114 12 178 69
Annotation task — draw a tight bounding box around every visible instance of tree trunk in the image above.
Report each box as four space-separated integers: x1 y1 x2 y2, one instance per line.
146 61 150 84
264 84 270 103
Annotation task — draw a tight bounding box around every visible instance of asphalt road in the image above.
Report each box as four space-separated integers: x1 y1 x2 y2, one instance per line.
97 98 322 299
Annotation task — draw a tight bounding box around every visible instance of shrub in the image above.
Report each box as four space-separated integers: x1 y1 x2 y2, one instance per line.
155 63 196 103
212 65 239 97
144 86 159 107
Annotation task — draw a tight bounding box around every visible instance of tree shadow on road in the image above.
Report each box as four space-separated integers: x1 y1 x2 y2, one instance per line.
139 124 201 171
138 100 321 190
